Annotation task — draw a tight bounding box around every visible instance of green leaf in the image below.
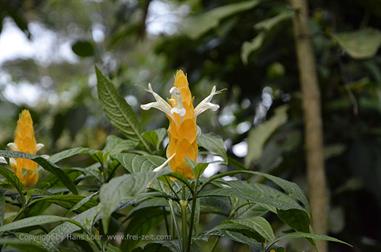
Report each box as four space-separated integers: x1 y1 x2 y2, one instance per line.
241 32 265 64
333 28 381 59
218 217 275 242
44 206 100 249
241 11 292 64
269 232 352 248
113 153 166 173
183 0 261 39
29 194 97 212
199 180 305 212
254 11 292 31
71 40 95 57
48 147 93 163
251 171 309 210
277 209 310 232
198 133 227 164
142 128 166 151
122 207 164 251
0 237 49 252
0 150 78 194
103 135 138 155
100 172 158 232
194 163 209 179
245 106 288 166
0 215 73 232
95 66 151 152
0 165 25 204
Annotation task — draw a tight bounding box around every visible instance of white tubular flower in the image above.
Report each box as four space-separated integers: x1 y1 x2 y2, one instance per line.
7 142 18 151
153 153 176 173
169 87 186 117
195 86 221 117
140 83 173 118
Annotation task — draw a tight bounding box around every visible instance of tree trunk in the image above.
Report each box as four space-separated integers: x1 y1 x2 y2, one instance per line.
289 0 328 251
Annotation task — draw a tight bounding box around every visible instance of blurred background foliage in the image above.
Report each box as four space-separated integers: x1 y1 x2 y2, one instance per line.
0 0 380 251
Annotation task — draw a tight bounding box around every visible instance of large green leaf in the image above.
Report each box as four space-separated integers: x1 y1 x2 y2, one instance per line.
0 237 48 252
113 153 166 173
0 165 25 204
245 106 288 166
251 171 309 210
199 180 305 212
198 133 227 164
0 150 77 194
95 66 151 152
209 216 275 242
183 0 261 39
44 206 101 250
103 135 138 155
100 172 158 232
48 147 93 163
29 194 97 212
0 215 74 232
241 11 292 63
269 232 351 249
333 28 381 59
142 128 166 151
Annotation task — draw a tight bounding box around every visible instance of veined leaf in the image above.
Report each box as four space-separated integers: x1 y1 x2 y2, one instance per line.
199 180 305 212
209 216 275 242
113 153 166 173
95 66 151 152
142 128 166 151
269 231 352 248
198 133 227 164
245 106 288 166
100 172 158 232
0 215 75 232
48 147 93 163
333 28 381 59
44 205 101 250
0 165 25 204
29 194 97 212
103 135 138 155
0 236 49 252
0 150 77 194
183 0 261 39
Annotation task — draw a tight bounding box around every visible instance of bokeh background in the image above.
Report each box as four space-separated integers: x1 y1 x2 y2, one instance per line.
0 0 380 251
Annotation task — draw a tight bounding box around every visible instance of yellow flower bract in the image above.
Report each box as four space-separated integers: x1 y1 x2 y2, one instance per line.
12 110 39 186
166 70 198 178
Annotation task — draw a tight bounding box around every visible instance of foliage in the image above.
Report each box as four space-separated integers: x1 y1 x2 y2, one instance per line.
1 0 380 251
0 68 348 252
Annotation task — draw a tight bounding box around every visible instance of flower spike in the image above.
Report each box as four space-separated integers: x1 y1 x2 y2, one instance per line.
141 70 220 178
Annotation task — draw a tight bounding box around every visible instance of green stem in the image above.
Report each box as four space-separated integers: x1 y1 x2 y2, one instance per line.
186 191 197 252
180 200 188 252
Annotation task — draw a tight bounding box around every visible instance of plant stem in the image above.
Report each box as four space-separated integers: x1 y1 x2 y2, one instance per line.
186 185 198 252
289 0 328 251
180 199 188 252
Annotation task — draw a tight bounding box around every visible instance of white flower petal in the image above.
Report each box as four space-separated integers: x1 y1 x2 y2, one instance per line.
7 142 18 151
171 107 186 117
0 157 6 164
140 83 173 117
195 86 221 116
153 153 175 172
9 158 17 167
36 143 44 151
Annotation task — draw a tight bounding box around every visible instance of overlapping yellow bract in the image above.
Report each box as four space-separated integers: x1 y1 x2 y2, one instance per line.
11 110 39 186
141 70 219 179
166 71 198 178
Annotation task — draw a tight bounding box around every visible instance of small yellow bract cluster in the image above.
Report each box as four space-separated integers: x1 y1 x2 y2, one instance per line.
141 70 220 178
7 110 44 186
